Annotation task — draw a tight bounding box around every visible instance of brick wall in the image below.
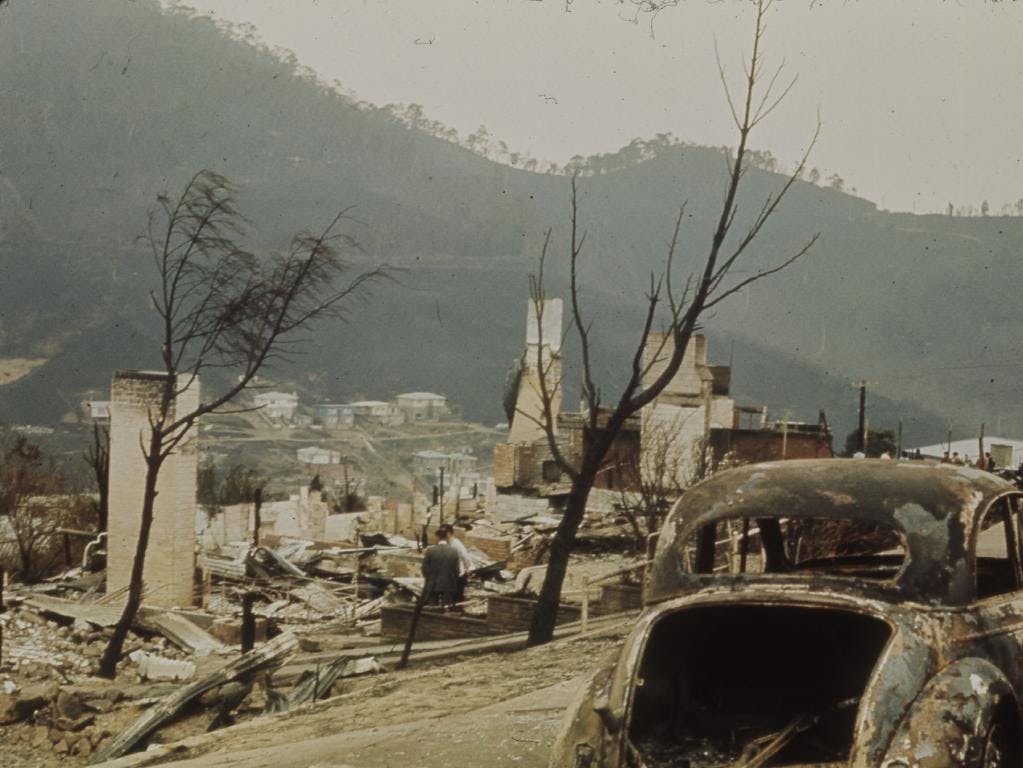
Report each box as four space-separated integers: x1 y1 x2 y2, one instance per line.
377 551 423 578
643 332 707 397
464 531 513 562
108 371 199 608
598 584 643 614
709 428 833 464
485 594 580 633
380 606 500 641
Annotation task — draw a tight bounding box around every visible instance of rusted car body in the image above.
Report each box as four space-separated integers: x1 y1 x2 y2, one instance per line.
550 459 1023 767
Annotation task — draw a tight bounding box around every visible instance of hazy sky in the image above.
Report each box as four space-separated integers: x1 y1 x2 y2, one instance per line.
180 0 1023 214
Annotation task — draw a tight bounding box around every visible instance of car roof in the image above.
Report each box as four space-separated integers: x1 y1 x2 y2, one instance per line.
647 459 1019 605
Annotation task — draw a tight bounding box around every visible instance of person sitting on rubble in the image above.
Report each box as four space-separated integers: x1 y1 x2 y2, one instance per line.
422 527 460 609
442 524 473 603
986 452 997 472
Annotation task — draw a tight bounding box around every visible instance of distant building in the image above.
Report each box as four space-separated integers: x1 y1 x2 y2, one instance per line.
639 333 736 488
395 392 448 422
86 400 111 422
350 400 403 426
508 299 563 445
913 437 1023 469
413 450 478 477
297 446 342 465
709 416 833 466
253 391 298 422
314 403 355 428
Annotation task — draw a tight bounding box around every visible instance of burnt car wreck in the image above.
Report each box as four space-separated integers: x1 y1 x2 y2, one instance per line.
551 459 1023 767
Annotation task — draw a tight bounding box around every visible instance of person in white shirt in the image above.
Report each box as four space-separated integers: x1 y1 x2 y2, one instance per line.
442 524 473 602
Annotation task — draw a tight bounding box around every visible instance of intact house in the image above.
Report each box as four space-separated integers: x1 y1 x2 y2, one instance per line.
253 391 299 423
314 403 355 428
84 400 111 422
350 400 403 426
396 392 448 422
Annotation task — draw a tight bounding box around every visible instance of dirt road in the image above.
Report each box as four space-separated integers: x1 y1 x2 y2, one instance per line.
124 677 579 768
94 627 628 768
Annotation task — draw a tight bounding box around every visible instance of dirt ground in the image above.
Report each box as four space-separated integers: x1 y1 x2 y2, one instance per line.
1 624 628 768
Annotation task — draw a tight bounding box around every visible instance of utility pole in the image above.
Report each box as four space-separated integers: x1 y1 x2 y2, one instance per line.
438 466 445 528
857 381 867 453
896 419 903 459
781 409 792 460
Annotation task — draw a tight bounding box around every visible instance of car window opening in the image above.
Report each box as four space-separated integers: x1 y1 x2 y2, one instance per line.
628 605 892 768
975 496 1023 599
683 516 906 582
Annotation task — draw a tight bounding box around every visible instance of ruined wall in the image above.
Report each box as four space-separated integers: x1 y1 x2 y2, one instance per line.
380 606 498 641
709 428 833 465
201 502 253 549
639 333 735 490
108 371 199 608
643 332 708 398
640 402 707 488
485 595 581 633
508 298 563 444
598 584 644 614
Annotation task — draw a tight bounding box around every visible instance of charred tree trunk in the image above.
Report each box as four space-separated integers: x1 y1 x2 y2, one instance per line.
98 408 168 678
528 459 600 645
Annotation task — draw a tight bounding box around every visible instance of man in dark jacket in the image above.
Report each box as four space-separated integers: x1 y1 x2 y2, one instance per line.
422 527 460 608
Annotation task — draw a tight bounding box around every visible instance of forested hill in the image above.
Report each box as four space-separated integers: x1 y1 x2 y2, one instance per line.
0 0 1017 446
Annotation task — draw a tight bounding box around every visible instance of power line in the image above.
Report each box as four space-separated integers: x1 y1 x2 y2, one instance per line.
883 360 1023 381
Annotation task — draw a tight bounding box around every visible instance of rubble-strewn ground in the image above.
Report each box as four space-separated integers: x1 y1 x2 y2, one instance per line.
0 621 628 768
128 676 582 768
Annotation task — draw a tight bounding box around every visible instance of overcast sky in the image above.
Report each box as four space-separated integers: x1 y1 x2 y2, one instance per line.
179 0 1023 214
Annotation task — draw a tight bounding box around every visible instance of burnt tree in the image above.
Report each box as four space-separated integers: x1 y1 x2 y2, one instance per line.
98 170 383 677
524 0 819 645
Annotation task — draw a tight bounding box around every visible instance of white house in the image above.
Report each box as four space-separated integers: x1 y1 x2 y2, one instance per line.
412 450 478 476
253 391 299 422
350 400 402 426
395 392 448 422
314 403 355 428
87 400 111 421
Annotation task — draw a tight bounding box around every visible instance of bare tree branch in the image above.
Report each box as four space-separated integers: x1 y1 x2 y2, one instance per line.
527 0 816 647
100 170 385 677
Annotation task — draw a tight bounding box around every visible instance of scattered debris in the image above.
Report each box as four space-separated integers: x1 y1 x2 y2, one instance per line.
90 631 298 763
128 651 196 682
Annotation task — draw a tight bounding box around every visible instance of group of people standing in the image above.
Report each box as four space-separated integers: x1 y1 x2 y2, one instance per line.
420 524 472 609
940 450 998 471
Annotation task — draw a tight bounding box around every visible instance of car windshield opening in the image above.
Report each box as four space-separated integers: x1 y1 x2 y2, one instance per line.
628 605 892 768
683 516 905 582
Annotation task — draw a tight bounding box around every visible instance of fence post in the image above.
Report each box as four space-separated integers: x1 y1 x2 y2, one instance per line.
241 592 256 653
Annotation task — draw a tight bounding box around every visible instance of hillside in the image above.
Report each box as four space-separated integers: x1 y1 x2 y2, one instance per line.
0 0 1016 446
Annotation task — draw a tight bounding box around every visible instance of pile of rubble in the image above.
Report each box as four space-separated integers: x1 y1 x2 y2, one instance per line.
0 497 650 766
